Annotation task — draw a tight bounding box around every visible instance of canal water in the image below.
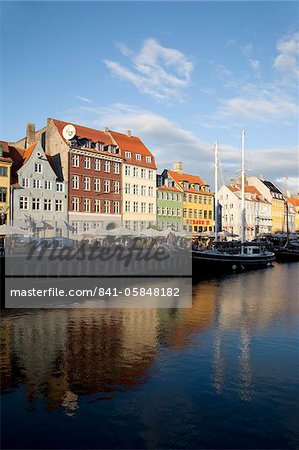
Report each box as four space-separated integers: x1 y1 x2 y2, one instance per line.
1 262 299 449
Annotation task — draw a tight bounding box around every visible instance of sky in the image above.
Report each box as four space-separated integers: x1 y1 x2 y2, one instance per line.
1 1 298 192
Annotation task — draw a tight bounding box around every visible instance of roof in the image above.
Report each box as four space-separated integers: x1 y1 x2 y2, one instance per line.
227 184 269 203
158 185 182 193
287 197 299 208
109 131 156 169
52 119 114 147
0 141 13 164
167 170 213 195
262 180 283 195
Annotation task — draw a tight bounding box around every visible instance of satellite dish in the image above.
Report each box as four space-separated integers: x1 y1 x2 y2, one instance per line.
62 124 76 140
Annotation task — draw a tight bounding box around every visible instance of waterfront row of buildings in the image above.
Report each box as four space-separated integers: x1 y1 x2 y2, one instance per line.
0 118 298 238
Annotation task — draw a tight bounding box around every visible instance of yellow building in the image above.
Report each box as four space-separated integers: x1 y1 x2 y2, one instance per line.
0 142 12 224
164 163 214 233
287 197 299 232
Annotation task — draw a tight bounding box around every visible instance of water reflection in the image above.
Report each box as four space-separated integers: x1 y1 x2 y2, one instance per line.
1 264 299 421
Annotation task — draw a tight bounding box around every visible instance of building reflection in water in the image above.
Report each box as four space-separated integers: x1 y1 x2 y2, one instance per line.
1 265 297 415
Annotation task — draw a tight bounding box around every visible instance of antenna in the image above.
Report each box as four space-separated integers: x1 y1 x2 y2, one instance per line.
214 141 219 242
62 124 76 141
241 129 246 247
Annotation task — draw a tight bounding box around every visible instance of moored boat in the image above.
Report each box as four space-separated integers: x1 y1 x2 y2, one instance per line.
192 131 275 273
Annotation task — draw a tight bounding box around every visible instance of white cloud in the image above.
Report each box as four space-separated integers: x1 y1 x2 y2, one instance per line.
273 31 299 79
249 59 260 72
63 103 299 191
103 38 193 102
216 84 297 123
75 95 92 104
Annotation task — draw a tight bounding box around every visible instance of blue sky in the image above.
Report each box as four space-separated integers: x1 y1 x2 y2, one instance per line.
1 1 298 191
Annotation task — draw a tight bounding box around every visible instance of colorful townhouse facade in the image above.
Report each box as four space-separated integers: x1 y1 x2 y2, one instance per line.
287 197 299 231
0 142 12 224
109 130 157 231
247 177 285 233
156 176 184 231
219 182 272 239
160 163 214 233
9 142 68 236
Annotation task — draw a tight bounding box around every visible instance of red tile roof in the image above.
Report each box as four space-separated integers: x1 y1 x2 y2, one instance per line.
227 185 269 203
287 197 299 208
158 185 182 193
52 119 113 146
109 131 156 169
167 170 213 195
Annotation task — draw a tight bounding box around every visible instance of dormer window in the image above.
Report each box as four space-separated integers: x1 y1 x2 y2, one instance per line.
110 146 116 154
136 154 142 161
125 151 132 159
194 184 200 191
95 142 104 151
146 156 152 163
183 182 189 189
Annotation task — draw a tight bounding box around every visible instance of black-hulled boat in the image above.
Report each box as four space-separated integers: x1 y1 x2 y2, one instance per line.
192 131 275 273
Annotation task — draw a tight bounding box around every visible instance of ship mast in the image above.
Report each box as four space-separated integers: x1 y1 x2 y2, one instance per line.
214 141 219 242
241 129 246 247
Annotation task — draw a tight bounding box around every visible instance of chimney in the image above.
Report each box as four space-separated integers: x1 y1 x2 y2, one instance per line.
126 130 132 137
26 123 35 148
103 127 109 134
173 161 183 173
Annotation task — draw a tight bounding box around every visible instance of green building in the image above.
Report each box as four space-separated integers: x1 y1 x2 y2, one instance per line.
156 185 183 231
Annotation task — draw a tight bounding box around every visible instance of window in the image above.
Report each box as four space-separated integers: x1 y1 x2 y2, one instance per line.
141 185 146 196
22 178 29 188
104 161 110 172
177 208 181 217
136 153 142 161
133 201 138 213
204 210 207 219
94 199 101 213
125 201 130 212
0 187 7 202
133 184 138 195
133 167 138 177
113 201 120 214
104 180 110 193
72 155 79 167
114 163 120 174
209 211 213 219
83 198 91 212
125 165 131 176
83 222 90 232
146 156 152 163
183 208 187 218
84 157 91 169
149 203 154 214
194 210 198 219
71 221 79 234
56 182 64 192
32 198 41 211
199 210 203 219
33 179 42 189
141 202 146 213
208 197 212 205
148 170 153 180
188 209 192 218
45 181 52 190
204 197 207 204
35 163 42 173
104 200 110 214
72 175 79 190
83 177 91 191
19 196 28 210
141 168 146 178
114 181 120 194
0 167 8 176
44 199 52 211
199 196 202 204
72 197 80 212
94 178 101 192
55 199 63 212
148 187 154 197
189 195 192 202
125 183 130 194
194 195 198 203
94 159 101 171
125 151 132 159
